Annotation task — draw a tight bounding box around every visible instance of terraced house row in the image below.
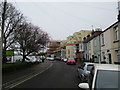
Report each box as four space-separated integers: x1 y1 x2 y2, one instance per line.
59 21 120 64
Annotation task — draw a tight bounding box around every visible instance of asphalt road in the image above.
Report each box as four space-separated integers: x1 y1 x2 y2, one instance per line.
11 60 80 89
2 60 52 90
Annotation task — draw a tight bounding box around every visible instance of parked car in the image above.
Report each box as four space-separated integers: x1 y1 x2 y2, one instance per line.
78 64 120 89
63 58 68 62
77 62 95 82
61 58 64 61
54 57 61 60
47 57 54 61
37 59 42 63
30 56 38 63
36 56 42 63
61 58 67 62
77 66 85 82
66 58 76 65
25 56 41 63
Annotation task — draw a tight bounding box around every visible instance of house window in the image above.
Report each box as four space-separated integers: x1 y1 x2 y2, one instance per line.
101 34 104 45
68 50 70 54
102 52 105 61
79 37 82 41
115 50 119 62
114 26 119 41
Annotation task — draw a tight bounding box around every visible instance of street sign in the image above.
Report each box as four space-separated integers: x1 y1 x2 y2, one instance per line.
6 50 14 56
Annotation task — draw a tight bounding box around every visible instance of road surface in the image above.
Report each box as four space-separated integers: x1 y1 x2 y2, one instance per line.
10 60 80 89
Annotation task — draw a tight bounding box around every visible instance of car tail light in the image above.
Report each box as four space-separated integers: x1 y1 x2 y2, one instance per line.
84 74 89 78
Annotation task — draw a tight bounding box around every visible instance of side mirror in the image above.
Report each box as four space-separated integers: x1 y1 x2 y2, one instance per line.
78 83 89 89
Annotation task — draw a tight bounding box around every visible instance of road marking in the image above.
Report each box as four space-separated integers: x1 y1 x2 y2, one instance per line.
3 62 53 89
3 73 32 86
3 62 51 86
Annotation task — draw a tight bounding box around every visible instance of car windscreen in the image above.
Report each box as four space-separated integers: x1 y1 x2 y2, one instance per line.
95 70 120 89
87 64 94 71
68 58 74 60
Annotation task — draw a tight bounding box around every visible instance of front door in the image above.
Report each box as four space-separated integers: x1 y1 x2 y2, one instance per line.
108 54 112 64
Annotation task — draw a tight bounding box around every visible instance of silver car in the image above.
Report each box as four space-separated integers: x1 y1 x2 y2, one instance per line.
77 62 95 82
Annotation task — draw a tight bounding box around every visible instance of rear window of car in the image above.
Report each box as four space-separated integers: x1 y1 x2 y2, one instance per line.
87 64 94 71
95 70 120 89
68 58 74 60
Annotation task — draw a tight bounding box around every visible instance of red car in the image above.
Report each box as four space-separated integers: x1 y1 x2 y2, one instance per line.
66 58 76 65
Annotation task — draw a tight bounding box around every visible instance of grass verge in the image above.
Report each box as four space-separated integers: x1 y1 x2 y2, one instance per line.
2 62 34 73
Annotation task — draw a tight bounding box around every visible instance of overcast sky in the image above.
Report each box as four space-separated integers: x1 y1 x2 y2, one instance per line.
10 1 118 40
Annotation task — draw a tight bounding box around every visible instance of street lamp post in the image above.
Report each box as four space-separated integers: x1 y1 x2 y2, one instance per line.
0 16 2 90
2 0 7 63
0 0 7 89
0 9 2 90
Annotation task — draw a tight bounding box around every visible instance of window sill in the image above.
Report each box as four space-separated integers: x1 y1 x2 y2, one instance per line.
113 40 119 43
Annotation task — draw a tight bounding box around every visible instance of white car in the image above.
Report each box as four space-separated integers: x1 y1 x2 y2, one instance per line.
77 62 95 82
26 56 41 63
31 56 37 62
78 64 120 89
47 57 54 61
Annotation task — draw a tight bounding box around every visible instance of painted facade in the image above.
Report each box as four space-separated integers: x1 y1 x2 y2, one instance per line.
84 41 89 60
60 30 91 59
84 31 102 62
66 44 75 58
101 21 120 64
47 40 61 57
92 34 101 63
67 30 91 44
60 22 120 64
61 46 66 58
65 30 91 59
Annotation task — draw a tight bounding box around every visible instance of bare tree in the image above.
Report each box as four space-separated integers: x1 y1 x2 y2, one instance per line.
14 22 50 62
32 26 50 49
1 2 50 62
0 2 24 63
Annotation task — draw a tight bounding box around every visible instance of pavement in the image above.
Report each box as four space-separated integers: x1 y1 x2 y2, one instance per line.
2 60 53 90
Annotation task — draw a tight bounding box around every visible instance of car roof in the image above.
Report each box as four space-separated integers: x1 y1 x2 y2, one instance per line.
94 64 120 71
68 58 74 59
